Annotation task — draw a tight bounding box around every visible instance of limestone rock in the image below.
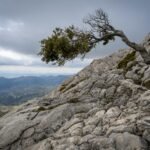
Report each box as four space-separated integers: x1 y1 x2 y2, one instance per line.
111 132 148 150
0 46 150 149
143 33 150 54
105 106 121 118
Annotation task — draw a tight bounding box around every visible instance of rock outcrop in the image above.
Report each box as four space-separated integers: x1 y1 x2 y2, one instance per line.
0 37 150 150
0 106 12 118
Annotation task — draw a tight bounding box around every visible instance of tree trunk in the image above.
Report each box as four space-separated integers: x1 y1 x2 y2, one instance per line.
137 48 150 64
116 31 150 64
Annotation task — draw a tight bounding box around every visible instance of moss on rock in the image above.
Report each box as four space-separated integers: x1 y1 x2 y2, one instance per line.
143 79 150 89
36 106 46 112
117 51 136 70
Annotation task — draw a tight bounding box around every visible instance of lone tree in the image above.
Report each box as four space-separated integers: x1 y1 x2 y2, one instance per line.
39 9 150 65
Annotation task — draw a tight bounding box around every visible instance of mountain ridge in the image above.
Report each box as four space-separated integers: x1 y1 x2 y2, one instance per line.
0 75 70 105
0 35 150 150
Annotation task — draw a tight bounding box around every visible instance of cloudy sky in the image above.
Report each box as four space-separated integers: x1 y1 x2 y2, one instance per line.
0 0 149 77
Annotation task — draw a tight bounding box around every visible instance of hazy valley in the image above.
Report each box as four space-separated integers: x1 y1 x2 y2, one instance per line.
0 75 69 105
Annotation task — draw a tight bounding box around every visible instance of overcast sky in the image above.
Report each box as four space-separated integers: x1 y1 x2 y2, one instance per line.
0 0 150 77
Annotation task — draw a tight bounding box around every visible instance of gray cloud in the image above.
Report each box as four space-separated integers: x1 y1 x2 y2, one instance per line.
0 0 150 75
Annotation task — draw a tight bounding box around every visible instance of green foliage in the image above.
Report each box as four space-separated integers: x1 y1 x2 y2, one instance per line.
117 51 136 70
39 26 95 65
103 34 115 45
39 9 138 66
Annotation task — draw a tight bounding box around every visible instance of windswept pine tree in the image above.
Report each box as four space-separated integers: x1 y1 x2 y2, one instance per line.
39 9 150 65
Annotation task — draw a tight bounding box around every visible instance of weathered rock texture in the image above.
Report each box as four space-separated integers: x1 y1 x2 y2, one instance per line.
0 37 150 150
0 106 12 118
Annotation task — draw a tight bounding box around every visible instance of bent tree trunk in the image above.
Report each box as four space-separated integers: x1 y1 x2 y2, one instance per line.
116 31 150 64
137 48 150 64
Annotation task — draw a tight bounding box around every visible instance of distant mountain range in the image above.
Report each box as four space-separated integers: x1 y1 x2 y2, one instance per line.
0 75 70 105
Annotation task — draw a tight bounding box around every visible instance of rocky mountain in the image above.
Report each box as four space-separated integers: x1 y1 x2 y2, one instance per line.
0 35 150 150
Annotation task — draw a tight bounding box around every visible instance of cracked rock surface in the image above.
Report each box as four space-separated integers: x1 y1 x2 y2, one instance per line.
0 47 150 149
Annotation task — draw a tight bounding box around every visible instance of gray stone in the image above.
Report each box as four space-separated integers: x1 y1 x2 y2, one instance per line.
105 106 121 118
143 33 150 54
111 132 148 150
143 129 150 142
67 136 81 145
83 125 95 135
1 45 150 149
